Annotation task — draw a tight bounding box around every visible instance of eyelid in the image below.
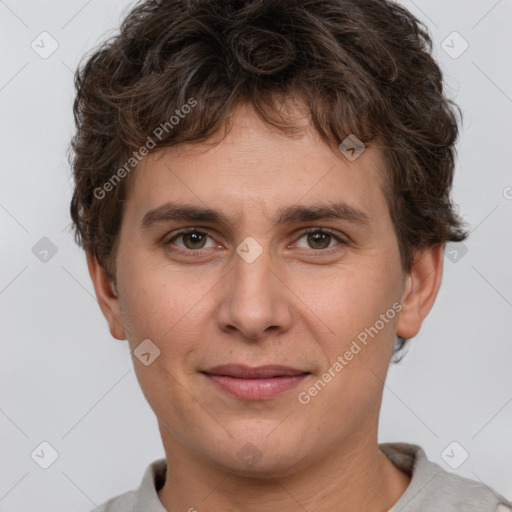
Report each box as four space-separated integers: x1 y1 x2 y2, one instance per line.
296 226 346 242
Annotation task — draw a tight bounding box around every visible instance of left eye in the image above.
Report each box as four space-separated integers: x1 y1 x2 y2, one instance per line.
295 229 343 250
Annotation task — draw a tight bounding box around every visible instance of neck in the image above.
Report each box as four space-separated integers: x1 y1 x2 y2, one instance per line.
157 427 411 512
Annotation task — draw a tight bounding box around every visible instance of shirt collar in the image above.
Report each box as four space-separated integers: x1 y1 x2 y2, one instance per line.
132 457 167 512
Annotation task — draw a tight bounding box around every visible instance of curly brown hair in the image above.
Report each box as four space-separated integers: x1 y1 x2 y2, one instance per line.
69 0 469 355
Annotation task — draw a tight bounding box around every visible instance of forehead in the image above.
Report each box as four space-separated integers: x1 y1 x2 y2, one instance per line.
125 105 389 230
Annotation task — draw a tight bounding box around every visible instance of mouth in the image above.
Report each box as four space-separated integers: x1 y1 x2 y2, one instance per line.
201 364 311 400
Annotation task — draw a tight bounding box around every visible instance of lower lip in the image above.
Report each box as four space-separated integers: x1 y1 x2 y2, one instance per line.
203 373 309 400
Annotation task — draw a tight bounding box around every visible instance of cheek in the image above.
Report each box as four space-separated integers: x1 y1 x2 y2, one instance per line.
294 260 398 351
117 273 207 413
298 267 399 426
117 261 213 367
117 251 186 330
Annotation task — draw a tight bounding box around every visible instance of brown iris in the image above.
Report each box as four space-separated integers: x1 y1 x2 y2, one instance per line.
307 231 331 249
182 232 207 250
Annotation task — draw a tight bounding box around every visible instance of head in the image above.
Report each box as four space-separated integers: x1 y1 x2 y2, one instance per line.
70 0 468 476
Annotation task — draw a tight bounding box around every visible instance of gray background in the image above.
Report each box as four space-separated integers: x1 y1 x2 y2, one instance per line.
1 0 511 510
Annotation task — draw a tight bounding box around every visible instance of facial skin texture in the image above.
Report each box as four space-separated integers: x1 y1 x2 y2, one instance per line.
87 102 444 512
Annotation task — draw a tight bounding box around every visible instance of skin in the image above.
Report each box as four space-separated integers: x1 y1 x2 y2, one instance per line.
87 102 444 512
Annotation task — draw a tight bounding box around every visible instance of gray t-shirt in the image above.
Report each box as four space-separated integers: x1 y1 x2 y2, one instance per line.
96 443 511 511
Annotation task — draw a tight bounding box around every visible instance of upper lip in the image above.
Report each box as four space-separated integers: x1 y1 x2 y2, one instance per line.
202 364 310 379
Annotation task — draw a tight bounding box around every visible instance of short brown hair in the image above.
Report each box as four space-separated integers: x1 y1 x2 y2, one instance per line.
69 0 469 355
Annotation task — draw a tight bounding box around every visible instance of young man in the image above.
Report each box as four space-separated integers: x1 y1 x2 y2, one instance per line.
69 0 511 510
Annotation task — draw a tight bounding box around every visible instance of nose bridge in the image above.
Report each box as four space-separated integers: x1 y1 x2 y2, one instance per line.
216 238 292 339
234 240 273 298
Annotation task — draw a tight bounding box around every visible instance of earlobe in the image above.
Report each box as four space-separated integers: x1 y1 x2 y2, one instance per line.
85 251 127 340
396 244 444 340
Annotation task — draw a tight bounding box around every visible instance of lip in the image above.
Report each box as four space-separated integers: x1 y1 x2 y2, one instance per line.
201 364 310 400
204 364 309 378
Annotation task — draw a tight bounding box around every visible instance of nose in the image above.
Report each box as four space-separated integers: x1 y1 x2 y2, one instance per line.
216 243 293 341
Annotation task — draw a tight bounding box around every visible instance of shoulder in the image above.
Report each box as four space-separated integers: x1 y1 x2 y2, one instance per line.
96 490 137 512
90 458 167 512
380 442 512 512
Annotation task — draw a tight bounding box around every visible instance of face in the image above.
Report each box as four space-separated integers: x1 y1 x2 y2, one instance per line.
90 103 440 477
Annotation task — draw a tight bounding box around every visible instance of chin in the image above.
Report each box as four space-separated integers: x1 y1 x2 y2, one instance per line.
222 451 308 479
209 425 310 478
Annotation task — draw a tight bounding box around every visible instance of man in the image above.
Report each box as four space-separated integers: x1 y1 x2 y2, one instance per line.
69 0 511 510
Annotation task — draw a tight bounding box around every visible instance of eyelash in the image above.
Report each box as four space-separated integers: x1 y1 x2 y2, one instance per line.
164 227 347 257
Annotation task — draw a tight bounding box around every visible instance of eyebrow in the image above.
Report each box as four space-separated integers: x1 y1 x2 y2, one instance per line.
140 201 371 230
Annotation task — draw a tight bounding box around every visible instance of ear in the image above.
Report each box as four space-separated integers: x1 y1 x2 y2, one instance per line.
86 250 126 340
396 243 444 340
